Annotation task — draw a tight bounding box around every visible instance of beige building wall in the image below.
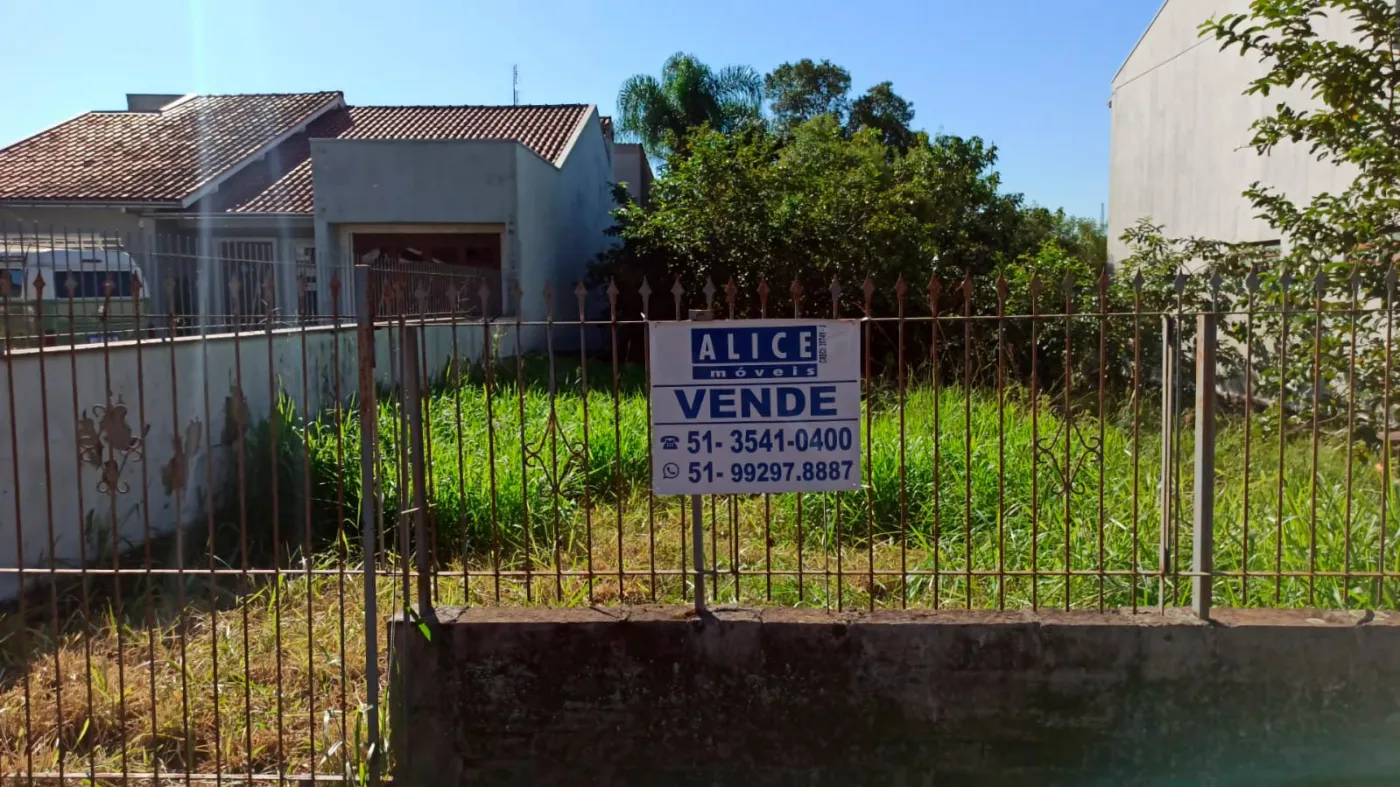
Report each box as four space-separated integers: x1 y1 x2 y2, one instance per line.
1108 0 1361 263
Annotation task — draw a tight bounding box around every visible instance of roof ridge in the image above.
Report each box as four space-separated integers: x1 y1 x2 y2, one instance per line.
348 103 589 110
190 90 343 99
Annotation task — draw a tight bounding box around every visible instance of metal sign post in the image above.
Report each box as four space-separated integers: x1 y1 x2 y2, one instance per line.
688 308 710 614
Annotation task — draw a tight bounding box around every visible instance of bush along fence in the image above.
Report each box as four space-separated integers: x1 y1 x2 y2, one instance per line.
0 222 1397 782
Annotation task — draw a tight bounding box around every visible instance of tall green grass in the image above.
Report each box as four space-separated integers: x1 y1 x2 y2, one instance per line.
275 357 1400 610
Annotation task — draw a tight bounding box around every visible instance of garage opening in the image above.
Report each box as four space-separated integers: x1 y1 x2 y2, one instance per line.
354 231 503 317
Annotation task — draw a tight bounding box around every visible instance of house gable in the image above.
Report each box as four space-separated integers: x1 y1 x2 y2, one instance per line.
1113 0 1253 91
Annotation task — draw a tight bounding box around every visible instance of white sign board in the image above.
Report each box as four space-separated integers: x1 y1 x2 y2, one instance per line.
650 320 862 495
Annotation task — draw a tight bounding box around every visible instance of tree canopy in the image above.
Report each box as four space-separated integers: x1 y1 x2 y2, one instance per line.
848 81 918 154
597 115 1096 310
764 58 852 130
761 61 919 153
598 53 1114 384
616 52 764 158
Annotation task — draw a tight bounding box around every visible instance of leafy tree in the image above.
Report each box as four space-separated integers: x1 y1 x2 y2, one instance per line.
848 81 917 153
1014 207 1108 270
764 58 853 130
597 117 1026 308
599 60 1138 386
616 52 764 158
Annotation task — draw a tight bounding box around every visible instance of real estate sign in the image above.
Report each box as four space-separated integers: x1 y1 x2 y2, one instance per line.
649 320 862 495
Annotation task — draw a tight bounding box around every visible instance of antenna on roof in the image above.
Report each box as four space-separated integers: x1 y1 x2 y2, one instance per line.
512 65 519 106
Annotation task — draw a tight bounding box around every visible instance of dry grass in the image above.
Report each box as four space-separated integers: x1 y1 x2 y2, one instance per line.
0 491 1175 782
0 564 383 781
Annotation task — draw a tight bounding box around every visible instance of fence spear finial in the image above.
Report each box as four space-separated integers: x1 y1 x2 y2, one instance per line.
671 279 684 317
573 280 586 320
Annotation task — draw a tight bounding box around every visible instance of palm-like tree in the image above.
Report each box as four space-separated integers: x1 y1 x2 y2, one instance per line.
616 52 763 158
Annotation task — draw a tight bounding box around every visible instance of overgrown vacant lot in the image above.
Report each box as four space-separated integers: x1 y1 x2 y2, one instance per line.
1 358 1395 777
347 358 1396 609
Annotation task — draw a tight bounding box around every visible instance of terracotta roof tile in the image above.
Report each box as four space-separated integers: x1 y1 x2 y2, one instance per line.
338 105 589 162
216 104 593 214
0 92 343 203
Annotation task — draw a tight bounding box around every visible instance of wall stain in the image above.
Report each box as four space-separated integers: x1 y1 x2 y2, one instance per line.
161 418 203 496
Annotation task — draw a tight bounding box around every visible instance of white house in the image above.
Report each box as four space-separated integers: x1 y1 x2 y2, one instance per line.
1108 0 1362 263
0 92 636 324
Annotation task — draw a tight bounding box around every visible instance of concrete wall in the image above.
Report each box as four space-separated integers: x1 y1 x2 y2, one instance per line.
0 322 513 599
1108 0 1360 262
393 606 1400 786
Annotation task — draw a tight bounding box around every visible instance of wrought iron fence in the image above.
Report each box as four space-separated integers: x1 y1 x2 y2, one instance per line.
0 220 1396 782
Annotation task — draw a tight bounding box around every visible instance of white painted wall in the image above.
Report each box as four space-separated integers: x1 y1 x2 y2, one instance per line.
0 322 514 599
548 110 621 319
612 144 652 208
1108 0 1361 262
515 147 557 323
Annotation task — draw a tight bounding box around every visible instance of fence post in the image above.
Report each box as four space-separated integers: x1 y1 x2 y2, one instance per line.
354 264 382 784
402 325 433 624
1193 312 1217 619
1159 316 1177 602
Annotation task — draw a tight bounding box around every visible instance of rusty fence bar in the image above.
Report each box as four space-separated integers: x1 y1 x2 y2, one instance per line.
1159 315 1178 607
1194 312 1217 619
354 263 382 786
0 220 1398 781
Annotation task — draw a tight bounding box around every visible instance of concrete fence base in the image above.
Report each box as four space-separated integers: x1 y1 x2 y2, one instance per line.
391 606 1400 786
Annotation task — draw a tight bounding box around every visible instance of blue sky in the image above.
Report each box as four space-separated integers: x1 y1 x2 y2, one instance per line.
1 0 1162 219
